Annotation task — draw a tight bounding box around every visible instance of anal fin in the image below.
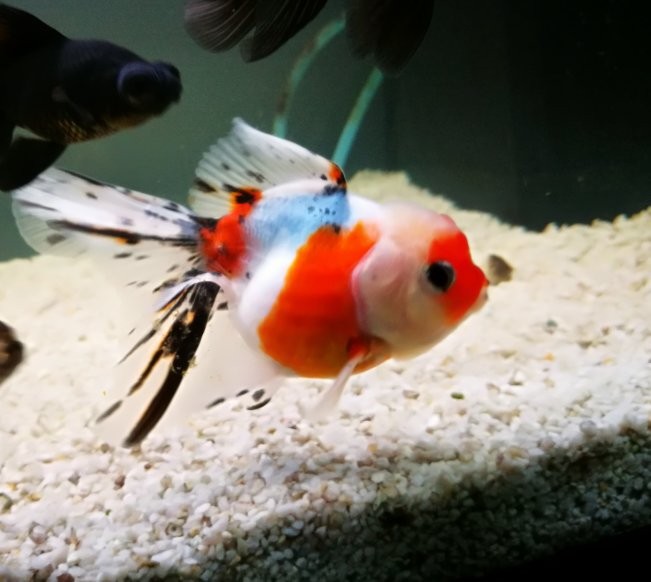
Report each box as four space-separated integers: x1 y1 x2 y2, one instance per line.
94 274 282 447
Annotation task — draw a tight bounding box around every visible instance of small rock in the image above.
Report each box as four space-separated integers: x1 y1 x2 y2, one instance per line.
508 370 526 386
485 254 514 285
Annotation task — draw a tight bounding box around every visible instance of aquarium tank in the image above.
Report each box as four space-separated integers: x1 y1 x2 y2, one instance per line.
0 1 649 580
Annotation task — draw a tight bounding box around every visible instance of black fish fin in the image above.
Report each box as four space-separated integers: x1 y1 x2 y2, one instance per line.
183 0 256 52
0 114 15 157
241 0 327 61
183 0 327 60
0 4 65 62
0 137 66 191
346 0 434 75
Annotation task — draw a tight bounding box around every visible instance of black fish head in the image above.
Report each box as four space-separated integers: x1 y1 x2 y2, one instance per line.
116 61 182 115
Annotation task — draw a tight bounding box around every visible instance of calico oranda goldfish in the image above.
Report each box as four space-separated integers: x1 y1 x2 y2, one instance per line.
11 119 487 447
0 3 181 191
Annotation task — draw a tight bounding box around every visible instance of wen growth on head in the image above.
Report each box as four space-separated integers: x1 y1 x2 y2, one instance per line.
0 3 182 191
11 119 488 447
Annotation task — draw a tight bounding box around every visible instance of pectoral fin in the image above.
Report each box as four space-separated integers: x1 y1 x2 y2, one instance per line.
301 351 366 423
0 137 66 191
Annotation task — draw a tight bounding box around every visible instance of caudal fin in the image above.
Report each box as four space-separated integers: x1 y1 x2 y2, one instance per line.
12 167 282 446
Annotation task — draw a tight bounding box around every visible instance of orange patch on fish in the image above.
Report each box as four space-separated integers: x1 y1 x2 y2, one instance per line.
200 214 247 277
258 222 384 377
427 229 488 325
199 187 262 276
328 164 345 185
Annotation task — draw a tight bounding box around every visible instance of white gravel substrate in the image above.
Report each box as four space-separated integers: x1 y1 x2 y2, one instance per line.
0 172 650 581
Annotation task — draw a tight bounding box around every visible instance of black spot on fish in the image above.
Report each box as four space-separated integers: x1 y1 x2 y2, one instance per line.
247 397 271 411
96 399 122 423
221 162 231 171
85 191 98 199
167 264 179 273
114 252 132 259
145 209 169 222
193 178 214 193
217 301 228 310
135 254 149 261
193 216 217 229
252 389 265 402
51 219 197 247
207 397 225 408
46 233 66 245
307 206 314 213
322 184 341 196
236 389 249 397
328 223 341 234
246 169 265 183
320 174 327 180
164 201 181 211
234 191 256 205
153 278 176 292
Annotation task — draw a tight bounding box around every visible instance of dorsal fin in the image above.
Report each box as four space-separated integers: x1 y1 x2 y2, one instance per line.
188 118 347 218
0 5 65 62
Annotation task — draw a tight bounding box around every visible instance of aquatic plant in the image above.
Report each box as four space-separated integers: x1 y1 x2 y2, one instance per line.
272 15 384 168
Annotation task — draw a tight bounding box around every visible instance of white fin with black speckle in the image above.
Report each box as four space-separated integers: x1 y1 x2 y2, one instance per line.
188 117 347 218
11 167 207 316
94 273 283 447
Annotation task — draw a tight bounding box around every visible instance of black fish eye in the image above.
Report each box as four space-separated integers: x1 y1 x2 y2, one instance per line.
122 71 158 96
425 261 456 292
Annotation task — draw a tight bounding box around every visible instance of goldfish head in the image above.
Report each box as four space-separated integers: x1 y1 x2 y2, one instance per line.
354 203 488 360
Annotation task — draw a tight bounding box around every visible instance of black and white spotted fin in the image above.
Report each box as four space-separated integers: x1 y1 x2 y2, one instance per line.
94 274 282 447
11 168 208 316
188 117 348 218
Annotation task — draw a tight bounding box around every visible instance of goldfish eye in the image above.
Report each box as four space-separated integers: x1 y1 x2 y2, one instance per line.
425 261 455 292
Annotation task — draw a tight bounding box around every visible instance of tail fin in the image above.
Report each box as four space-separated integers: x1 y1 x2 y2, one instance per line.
12 168 281 447
12 167 208 314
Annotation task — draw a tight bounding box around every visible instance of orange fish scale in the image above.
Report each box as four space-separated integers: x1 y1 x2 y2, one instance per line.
258 222 381 377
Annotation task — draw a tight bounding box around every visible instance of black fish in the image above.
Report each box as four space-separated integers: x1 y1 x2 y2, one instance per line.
0 3 182 191
0 320 23 385
183 0 435 75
